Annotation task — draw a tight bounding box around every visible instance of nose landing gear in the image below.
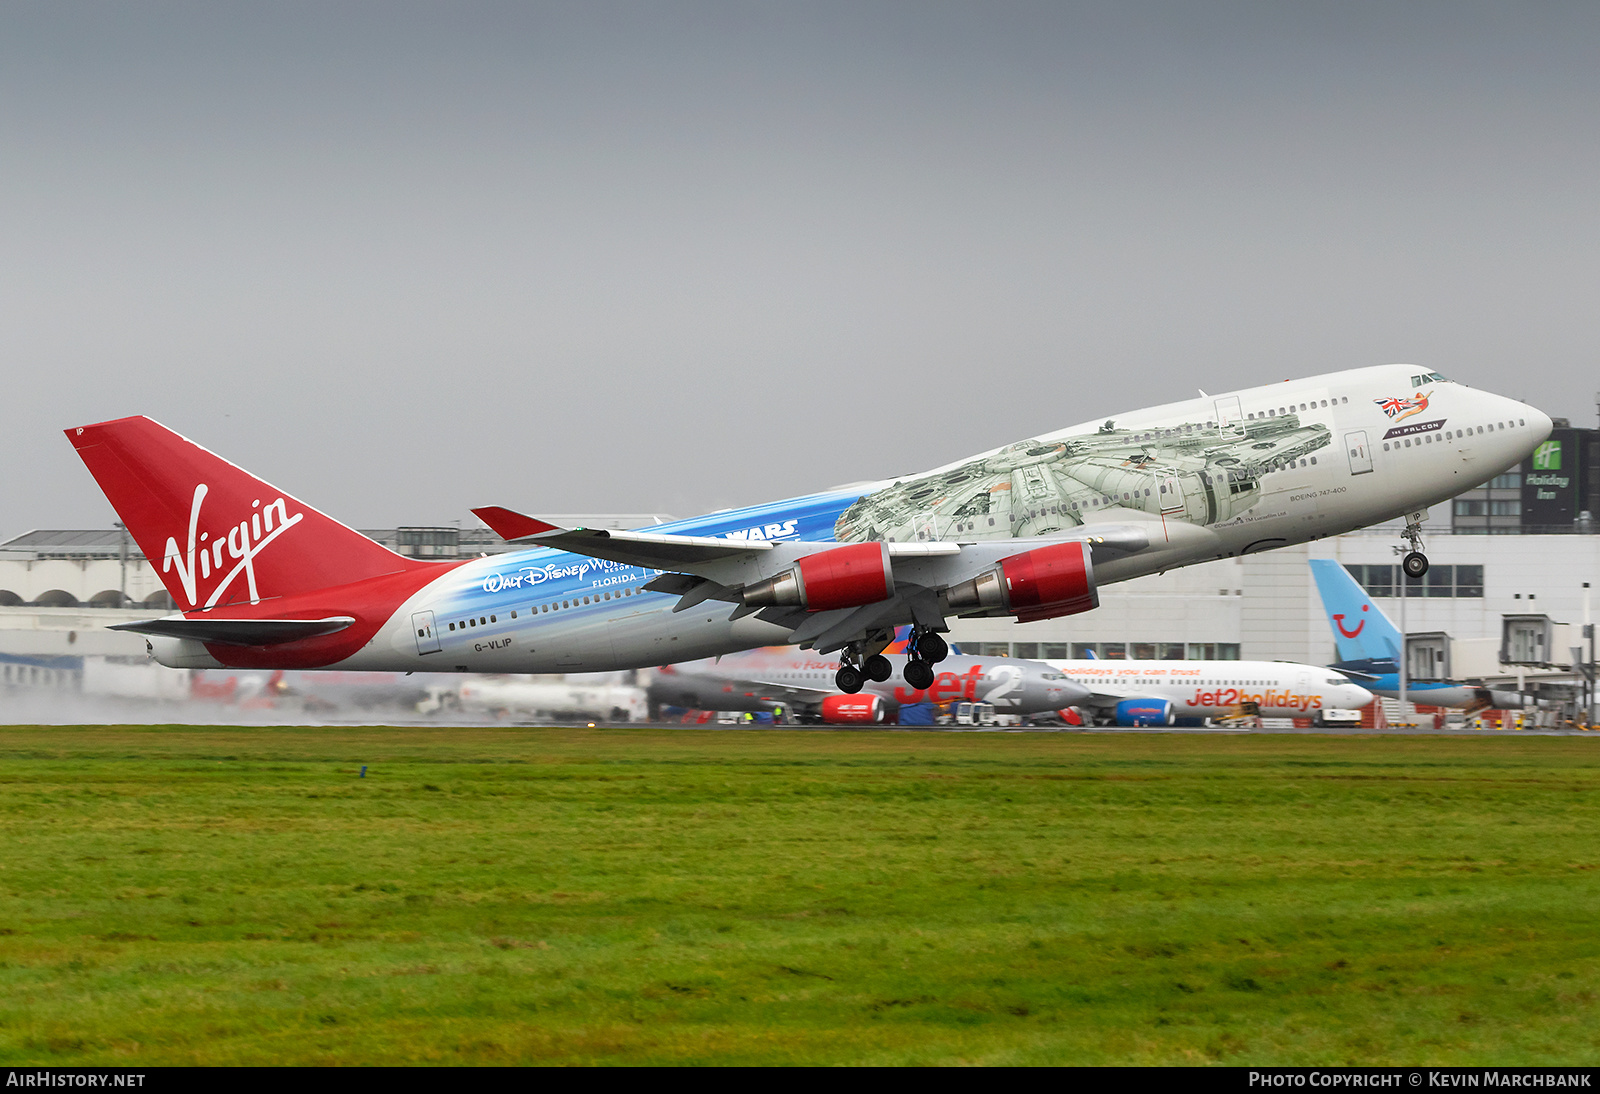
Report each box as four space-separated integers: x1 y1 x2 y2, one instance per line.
1397 509 1429 578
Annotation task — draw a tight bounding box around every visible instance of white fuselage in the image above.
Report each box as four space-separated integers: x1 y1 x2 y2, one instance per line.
1048 659 1375 718
149 364 1551 675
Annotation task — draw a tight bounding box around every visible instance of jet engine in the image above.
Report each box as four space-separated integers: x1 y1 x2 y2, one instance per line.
1114 698 1175 727
820 693 888 724
741 543 894 612
944 541 1098 622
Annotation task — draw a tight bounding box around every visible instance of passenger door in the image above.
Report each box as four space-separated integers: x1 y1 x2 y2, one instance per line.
1214 396 1244 430
1343 430 1374 475
1159 475 1185 517
411 610 441 655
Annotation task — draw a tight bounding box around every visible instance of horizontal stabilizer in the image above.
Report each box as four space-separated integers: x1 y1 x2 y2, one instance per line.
110 616 356 647
471 506 773 569
471 506 559 540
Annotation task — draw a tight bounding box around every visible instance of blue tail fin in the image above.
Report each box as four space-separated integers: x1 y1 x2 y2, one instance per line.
1309 560 1403 662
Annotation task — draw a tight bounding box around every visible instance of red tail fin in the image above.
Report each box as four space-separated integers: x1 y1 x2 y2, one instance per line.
66 416 420 611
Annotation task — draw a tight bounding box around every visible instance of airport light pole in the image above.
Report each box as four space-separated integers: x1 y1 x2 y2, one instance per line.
1585 582 1595 727
1395 548 1408 720
115 521 128 609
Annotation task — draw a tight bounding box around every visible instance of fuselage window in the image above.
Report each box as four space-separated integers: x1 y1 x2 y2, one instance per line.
1383 442 1390 451
480 617 487 625
510 611 517 619
469 618 476 627
563 600 569 609
448 622 455 631
541 604 548 612
490 615 496 622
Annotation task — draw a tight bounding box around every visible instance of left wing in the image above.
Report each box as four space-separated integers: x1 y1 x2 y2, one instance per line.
471 507 773 569
474 503 1164 655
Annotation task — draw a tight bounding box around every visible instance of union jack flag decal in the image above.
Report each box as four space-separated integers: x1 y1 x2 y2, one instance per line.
1375 390 1430 422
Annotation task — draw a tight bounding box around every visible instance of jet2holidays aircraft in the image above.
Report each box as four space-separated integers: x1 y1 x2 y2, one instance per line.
1309 559 1530 713
1046 655 1374 727
68 365 1550 691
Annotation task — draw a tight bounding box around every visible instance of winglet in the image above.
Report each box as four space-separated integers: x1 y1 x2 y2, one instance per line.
472 506 561 541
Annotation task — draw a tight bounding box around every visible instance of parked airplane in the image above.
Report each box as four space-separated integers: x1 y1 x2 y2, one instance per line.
451 677 648 723
1309 559 1529 713
1045 657 1374 726
649 647 1091 724
67 365 1550 690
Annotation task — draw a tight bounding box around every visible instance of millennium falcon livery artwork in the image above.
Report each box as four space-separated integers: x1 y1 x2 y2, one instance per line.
834 414 1333 544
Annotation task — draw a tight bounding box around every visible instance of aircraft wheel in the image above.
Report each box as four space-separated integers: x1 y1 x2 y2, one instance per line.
1402 551 1429 578
835 666 865 694
903 659 936 690
862 654 892 682
917 633 949 664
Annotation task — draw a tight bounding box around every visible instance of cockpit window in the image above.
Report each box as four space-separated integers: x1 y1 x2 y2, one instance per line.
1412 371 1450 387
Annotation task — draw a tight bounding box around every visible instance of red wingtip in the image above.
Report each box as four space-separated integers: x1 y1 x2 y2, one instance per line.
471 506 559 541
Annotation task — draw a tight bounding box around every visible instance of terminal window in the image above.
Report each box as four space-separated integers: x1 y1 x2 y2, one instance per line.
1347 563 1483 598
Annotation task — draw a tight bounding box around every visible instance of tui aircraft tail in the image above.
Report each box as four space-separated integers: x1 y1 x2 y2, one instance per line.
66 416 423 612
1308 559 1403 663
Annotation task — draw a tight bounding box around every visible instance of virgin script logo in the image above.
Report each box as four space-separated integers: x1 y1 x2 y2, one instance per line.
163 484 304 609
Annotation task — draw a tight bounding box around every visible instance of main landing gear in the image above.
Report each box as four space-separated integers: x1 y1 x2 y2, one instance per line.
835 645 874 694
1397 510 1429 579
833 629 951 694
902 627 949 691
833 651 897 693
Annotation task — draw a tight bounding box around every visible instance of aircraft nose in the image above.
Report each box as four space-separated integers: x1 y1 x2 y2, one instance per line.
1528 405 1554 444
1346 685 1375 708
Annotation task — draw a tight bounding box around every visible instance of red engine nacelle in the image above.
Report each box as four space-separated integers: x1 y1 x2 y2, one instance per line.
820 693 887 724
741 542 894 612
945 540 1098 622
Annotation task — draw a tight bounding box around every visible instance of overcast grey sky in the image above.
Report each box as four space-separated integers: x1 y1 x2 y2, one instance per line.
4 1 1598 537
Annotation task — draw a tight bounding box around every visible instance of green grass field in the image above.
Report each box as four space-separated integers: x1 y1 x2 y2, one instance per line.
1 725 1598 1065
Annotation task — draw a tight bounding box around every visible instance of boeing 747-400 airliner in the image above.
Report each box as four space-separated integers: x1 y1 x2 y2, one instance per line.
67 365 1551 692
